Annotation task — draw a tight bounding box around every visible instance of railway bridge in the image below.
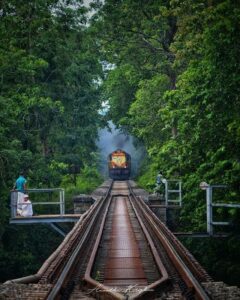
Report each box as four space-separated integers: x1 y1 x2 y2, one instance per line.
1 180 240 299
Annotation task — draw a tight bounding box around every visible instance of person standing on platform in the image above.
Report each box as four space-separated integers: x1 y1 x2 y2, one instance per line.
154 171 165 194
13 171 27 193
156 171 163 185
13 171 27 215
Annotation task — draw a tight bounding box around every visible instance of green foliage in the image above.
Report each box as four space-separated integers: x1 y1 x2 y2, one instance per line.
128 75 170 147
103 64 141 126
1 0 240 288
91 0 240 233
61 165 103 210
130 0 240 229
0 0 103 212
91 0 176 127
91 0 240 286
181 237 240 286
0 225 62 282
135 158 160 192
0 0 104 282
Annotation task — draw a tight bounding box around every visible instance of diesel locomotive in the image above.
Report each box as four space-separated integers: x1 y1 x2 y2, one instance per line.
108 149 131 180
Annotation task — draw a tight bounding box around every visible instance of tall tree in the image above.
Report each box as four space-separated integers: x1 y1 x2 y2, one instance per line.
91 0 176 126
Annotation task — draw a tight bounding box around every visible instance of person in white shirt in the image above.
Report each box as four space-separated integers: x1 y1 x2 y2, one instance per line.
17 194 33 217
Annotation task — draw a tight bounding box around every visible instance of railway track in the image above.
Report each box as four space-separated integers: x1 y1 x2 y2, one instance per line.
45 181 212 299
2 180 240 299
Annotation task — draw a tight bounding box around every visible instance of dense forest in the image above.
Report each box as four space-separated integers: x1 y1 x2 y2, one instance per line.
0 0 103 281
1 0 240 287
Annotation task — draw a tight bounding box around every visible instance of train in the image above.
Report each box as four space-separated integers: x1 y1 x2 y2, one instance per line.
108 149 131 180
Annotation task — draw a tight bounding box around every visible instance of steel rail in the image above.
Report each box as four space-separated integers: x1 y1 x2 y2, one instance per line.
131 192 210 300
42 202 101 283
4 212 89 285
46 204 105 299
128 194 169 300
46 181 113 300
84 184 170 300
128 181 211 282
84 194 126 300
136 194 211 282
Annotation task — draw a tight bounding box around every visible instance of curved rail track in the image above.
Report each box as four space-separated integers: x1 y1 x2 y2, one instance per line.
3 180 240 299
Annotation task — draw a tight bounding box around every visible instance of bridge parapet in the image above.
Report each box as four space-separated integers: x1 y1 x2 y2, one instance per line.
73 194 95 214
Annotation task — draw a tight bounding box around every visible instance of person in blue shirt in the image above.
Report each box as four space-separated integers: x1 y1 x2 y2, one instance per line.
156 172 163 185
154 171 165 194
13 172 27 193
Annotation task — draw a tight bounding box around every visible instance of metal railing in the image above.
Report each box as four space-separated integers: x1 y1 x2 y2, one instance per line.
200 183 240 235
164 179 182 207
10 188 65 218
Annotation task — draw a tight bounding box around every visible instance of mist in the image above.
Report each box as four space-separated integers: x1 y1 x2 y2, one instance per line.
97 121 146 178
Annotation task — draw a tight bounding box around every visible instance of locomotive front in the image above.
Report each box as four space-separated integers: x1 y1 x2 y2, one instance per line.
108 149 131 180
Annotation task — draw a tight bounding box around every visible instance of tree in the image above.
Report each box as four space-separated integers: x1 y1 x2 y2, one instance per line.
0 0 103 280
91 0 177 127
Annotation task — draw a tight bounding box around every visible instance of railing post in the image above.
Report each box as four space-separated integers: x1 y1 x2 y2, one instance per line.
59 190 61 215
61 189 65 215
11 191 18 218
179 181 182 207
63 190 65 214
60 190 63 215
59 189 65 215
206 186 213 236
164 180 168 206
